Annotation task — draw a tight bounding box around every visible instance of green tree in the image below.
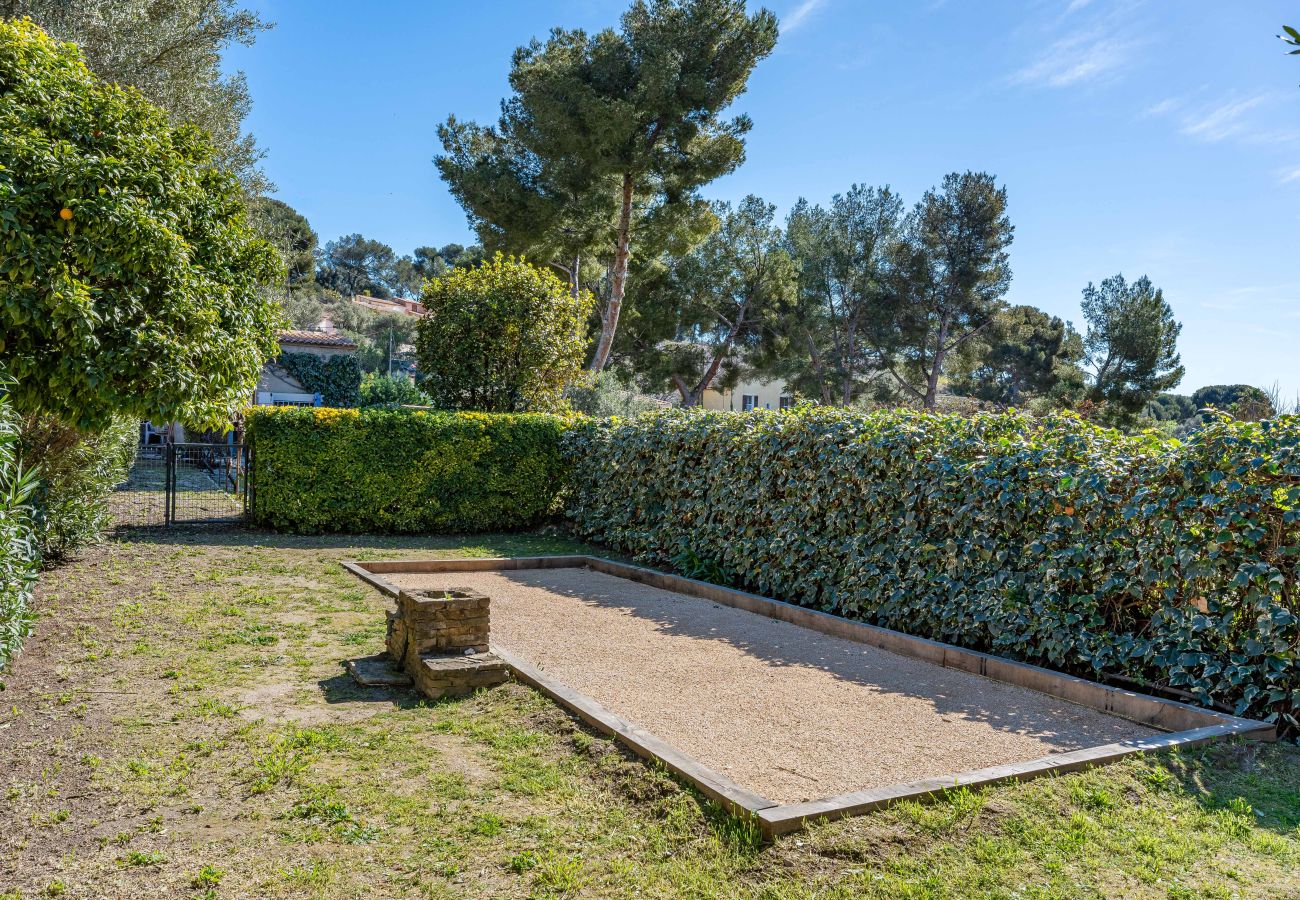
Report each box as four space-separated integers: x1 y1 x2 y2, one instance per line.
359 372 431 408
886 172 1015 408
437 0 778 372
764 185 906 405
413 244 483 278
0 20 282 430
1191 384 1275 421
1145 392 1196 423
1080 274 1184 425
951 305 1084 406
414 255 593 412
5 0 271 191
317 234 399 298
633 197 794 406
249 197 318 287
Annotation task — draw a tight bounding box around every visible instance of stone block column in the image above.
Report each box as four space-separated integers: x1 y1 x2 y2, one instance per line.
385 587 507 699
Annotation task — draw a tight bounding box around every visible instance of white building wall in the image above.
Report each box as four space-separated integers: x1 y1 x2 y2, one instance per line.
702 377 792 412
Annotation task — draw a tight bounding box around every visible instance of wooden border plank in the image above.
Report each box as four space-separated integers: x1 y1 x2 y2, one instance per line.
493 646 776 817
755 721 1268 838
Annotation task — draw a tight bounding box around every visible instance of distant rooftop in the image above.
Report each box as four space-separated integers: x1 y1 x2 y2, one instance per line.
352 294 426 316
277 329 358 350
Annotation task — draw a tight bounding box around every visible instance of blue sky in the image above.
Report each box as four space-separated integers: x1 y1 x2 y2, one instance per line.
227 1 1300 398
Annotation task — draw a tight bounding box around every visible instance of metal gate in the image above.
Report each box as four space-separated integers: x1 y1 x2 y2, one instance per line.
113 441 248 526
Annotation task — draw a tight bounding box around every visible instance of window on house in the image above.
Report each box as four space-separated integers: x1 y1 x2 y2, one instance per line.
741 394 759 411
779 396 793 410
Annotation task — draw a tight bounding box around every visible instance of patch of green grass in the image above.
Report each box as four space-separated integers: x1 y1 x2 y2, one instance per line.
191 864 224 888
119 850 166 867
247 726 343 794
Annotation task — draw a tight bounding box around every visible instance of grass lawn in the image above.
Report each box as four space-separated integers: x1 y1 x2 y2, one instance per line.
1 528 1297 899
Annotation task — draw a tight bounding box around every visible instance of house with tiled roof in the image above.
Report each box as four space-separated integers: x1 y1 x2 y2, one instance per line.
254 323 359 407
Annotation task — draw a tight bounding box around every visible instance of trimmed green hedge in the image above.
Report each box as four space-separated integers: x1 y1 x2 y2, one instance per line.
246 406 570 533
563 408 1300 727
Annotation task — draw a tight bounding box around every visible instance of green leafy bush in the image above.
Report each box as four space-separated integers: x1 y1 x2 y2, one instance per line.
563 407 1300 728
0 20 282 431
0 379 38 676
414 255 592 413
246 406 571 533
277 353 362 408
21 414 137 561
359 372 431 408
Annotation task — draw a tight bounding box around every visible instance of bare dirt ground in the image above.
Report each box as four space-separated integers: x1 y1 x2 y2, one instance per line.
388 567 1156 804
1 526 1298 899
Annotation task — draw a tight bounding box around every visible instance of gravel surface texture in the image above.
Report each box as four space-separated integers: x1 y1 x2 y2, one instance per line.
387 567 1158 804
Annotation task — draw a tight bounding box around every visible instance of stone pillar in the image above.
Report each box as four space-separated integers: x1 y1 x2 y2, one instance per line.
385 588 507 700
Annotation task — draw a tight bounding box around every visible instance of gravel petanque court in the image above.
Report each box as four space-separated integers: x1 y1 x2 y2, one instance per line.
384 567 1159 805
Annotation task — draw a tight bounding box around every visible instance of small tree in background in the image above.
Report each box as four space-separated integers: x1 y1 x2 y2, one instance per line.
632 196 795 406
0 20 282 431
886 171 1015 408
316 233 400 298
950 304 1084 406
249 197 318 288
1192 384 1275 422
359 373 431 408
1080 274 1184 425
414 255 593 412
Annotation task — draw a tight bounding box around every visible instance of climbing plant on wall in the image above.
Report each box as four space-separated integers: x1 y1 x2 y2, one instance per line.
276 353 362 408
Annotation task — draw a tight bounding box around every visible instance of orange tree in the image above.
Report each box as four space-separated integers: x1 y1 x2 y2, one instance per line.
0 19 281 430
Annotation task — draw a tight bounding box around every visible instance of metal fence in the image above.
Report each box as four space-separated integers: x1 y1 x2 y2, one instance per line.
113 442 247 527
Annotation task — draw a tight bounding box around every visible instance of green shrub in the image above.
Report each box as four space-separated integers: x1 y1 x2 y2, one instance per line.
563 407 1300 728
277 352 362 408
21 414 137 561
246 406 571 534
0 380 39 676
359 372 431 408
414 255 592 413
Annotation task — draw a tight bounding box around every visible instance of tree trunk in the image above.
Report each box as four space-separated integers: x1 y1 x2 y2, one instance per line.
589 174 634 372
671 374 697 407
570 254 581 302
805 332 832 405
924 312 951 409
840 321 858 406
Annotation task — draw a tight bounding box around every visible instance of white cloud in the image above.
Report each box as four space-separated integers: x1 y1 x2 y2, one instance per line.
1179 94 1270 142
1141 97 1181 118
1065 0 1097 13
1281 165 1300 185
1011 30 1135 88
783 0 826 33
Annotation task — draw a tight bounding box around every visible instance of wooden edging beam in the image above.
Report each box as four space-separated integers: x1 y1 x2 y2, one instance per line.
341 555 1275 840
755 721 1263 838
493 646 777 819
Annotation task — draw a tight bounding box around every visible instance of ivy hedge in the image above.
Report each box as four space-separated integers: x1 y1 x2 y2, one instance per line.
562 407 1300 728
246 406 570 533
277 352 363 408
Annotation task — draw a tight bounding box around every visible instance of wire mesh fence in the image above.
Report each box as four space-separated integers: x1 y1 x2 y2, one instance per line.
112 442 247 527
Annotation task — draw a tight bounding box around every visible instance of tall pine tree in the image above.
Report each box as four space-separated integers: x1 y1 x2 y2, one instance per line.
437 0 777 371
